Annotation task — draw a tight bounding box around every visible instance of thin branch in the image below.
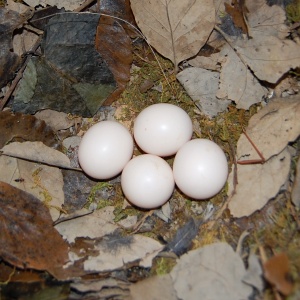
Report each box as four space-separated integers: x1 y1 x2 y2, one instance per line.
237 128 265 164
53 210 94 226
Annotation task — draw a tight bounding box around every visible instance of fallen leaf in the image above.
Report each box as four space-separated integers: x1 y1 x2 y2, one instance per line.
6 0 33 15
237 95 300 162
6 0 37 57
263 253 293 296
177 67 231 118
71 278 130 299
95 15 133 106
246 0 289 39
23 0 85 11
0 7 25 88
130 0 215 68
83 234 163 272
117 215 138 229
13 13 117 117
13 28 39 57
99 0 138 37
228 148 291 218
130 274 177 300
29 6 65 30
224 1 248 35
216 44 267 109
0 111 60 150
188 51 221 71
35 110 75 131
170 242 253 300
1 141 71 168
242 254 264 292
0 262 45 283
0 182 68 278
234 32 300 84
154 201 171 222
54 207 118 243
0 155 65 221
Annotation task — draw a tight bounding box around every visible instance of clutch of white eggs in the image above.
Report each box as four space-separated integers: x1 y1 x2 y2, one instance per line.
78 103 228 209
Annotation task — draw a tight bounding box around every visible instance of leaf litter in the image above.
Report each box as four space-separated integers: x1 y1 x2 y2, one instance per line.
0 182 69 279
0 0 299 298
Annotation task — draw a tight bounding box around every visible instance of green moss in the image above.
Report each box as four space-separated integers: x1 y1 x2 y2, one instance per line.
152 257 176 275
286 0 300 23
85 182 112 209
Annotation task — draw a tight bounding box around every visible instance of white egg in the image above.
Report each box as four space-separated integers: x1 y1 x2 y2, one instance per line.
78 121 133 179
134 103 193 157
173 139 228 199
121 154 175 209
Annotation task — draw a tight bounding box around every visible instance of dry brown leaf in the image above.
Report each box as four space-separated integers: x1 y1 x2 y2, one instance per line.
0 182 68 279
1 141 71 168
130 274 177 300
224 1 248 35
177 67 230 117
170 242 253 300
263 253 293 296
234 33 300 84
23 0 85 10
245 0 289 39
55 207 118 243
237 96 300 162
228 148 291 218
0 155 65 221
188 51 221 71
96 15 133 106
71 278 130 299
13 29 39 57
216 45 267 109
35 109 75 131
83 234 163 272
0 111 60 150
130 0 215 67
0 7 26 88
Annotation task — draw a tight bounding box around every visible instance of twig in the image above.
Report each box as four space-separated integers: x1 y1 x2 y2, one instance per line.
229 139 238 188
0 152 82 171
237 128 265 164
130 210 154 234
236 230 250 256
0 36 42 111
53 210 94 226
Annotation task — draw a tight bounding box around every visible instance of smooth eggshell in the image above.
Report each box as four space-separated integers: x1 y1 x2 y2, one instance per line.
173 139 228 199
78 121 133 179
121 154 175 209
134 103 193 156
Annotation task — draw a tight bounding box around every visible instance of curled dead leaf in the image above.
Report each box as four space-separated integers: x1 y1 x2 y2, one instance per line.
0 182 69 279
263 253 293 296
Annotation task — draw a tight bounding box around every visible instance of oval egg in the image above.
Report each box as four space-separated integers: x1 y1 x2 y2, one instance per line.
173 139 228 199
78 121 133 179
134 103 193 157
121 154 175 209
